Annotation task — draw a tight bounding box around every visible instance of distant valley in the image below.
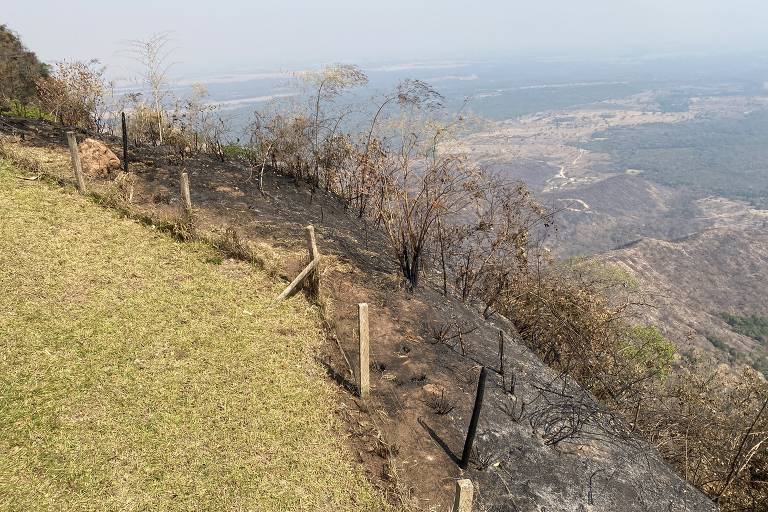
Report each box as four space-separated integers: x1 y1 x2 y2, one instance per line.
455 79 768 368
179 55 768 368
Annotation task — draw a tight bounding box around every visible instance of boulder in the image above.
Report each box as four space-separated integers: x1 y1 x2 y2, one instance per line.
78 138 121 177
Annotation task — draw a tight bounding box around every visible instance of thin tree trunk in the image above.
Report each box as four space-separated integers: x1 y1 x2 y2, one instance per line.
437 217 448 295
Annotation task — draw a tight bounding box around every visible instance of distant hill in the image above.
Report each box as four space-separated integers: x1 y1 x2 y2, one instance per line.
604 226 768 371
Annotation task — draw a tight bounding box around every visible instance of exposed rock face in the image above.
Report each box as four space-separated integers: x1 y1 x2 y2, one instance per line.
78 138 121 177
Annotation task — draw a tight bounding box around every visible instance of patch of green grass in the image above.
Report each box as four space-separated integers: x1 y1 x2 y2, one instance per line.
0 159 386 511
3 99 56 121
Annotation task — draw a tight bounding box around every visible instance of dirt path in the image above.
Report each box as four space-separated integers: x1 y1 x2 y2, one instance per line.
543 147 586 192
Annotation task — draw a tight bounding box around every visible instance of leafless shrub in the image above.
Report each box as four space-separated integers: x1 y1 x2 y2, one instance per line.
430 322 452 345
35 60 110 131
499 394 528 423
470 441 497 471
426 390 455 415
247 74 550 293
441 176 554 316
498 372 530 423
300 63 367 188
125 32 173 144
430 321 478 355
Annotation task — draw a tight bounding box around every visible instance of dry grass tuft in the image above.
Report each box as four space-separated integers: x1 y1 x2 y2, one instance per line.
212 226 255 262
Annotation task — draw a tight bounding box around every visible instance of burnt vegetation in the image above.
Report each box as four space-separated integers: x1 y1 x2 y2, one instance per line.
2 25 767 511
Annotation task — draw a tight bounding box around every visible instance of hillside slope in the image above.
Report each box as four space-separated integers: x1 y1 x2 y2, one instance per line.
0 118 716 511
0 158 387 511
604 226 768 367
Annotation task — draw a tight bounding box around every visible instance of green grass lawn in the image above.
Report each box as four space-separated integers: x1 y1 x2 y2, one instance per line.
0 158 386 511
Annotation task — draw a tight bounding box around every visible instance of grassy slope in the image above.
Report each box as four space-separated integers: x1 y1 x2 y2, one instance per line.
0 159 385 511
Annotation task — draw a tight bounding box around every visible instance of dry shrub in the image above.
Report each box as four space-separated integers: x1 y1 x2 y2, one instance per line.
503 259 674 407
440 176 551 314
430 321 477 355
211 226 281 273
172 214 196 242
0 137 42 174
636 364 768 510
212 226 252 261
151 189 171 204
501 257 768 510
35 60 110 132
249 75 552 295
125 103 163 146
0 137 73 189
251 242 281 276
102 172 136 206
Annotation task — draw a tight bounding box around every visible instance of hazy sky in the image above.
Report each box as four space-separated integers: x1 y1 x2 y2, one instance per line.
6 0 768 76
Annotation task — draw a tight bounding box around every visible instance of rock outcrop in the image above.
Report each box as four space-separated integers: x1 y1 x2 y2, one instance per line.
78 138 120 177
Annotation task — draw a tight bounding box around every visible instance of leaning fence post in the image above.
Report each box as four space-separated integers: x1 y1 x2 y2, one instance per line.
452 479 474 512
276 258 319 301
121 112 129 173
357 303 370 398
65 131 86 194
460 367 487 469
180 172 192 213
275 226 323 301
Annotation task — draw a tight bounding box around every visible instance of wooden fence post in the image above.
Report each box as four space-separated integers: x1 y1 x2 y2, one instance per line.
180 172 192 213
121 112 129 173
358 303 370 398
305 225 319 260
65 131 86 194
452 479 474 512
460 367 487 469
275 225 323 301
305 225 320 296
276 259 319 301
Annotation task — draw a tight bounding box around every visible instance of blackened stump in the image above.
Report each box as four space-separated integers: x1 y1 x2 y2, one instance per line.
121 112 128 173
460 366 487 469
